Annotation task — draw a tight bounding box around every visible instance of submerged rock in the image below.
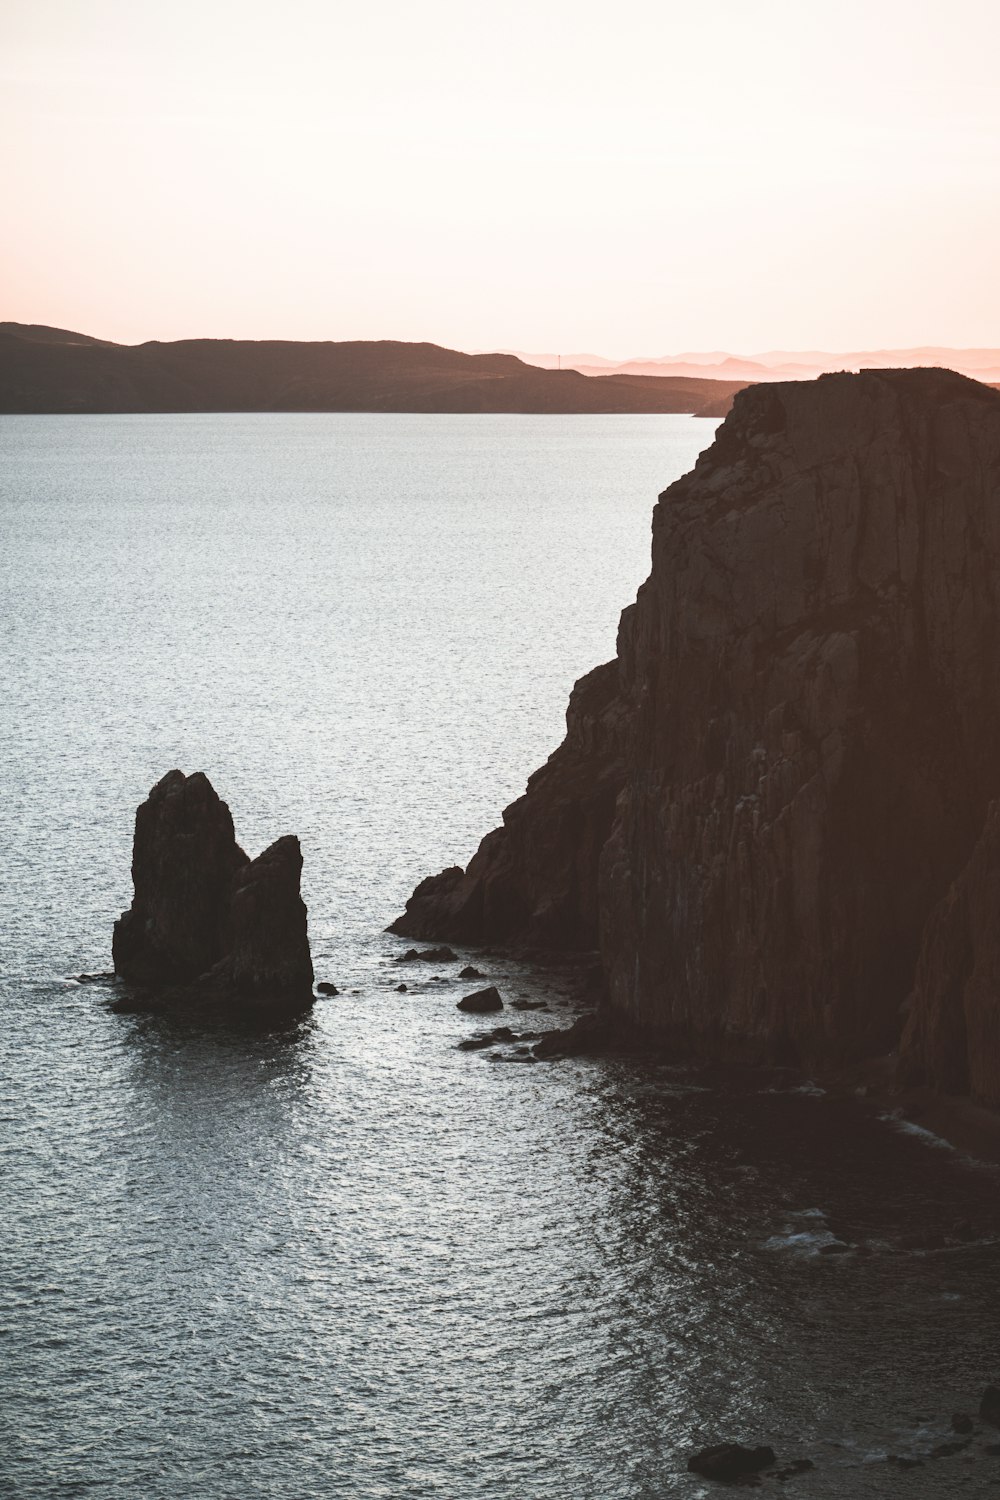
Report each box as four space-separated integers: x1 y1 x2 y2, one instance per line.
112 771 313 1013
687 1443 776 1483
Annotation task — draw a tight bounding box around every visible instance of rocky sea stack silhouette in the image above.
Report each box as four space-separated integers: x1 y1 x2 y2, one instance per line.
393 368 1000 1107
113 770 313 1012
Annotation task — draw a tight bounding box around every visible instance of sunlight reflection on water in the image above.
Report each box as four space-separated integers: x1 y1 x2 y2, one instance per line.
3 415 1000 1498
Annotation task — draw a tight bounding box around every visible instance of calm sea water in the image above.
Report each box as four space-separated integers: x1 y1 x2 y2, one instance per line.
3 413 1000 1499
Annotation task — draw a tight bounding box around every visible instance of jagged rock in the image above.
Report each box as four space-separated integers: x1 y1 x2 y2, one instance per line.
459 964 486 979
456 986 503 1013
204 836 313 1002
112 771 313 1011
394 369 1000 1086
112 770 249 985
687 1443 776 1482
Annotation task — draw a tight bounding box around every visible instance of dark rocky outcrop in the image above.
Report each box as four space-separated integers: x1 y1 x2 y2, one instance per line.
112 770 249 985
457 987 504 1013
113 771 313 1010
394 369 1000 1099
390 659 628 947
203 836 314 1001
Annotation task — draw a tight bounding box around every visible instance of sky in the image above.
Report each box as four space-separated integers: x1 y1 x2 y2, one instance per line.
2 0 999 353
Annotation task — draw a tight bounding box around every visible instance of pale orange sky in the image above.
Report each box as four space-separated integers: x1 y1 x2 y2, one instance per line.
2 0 999 353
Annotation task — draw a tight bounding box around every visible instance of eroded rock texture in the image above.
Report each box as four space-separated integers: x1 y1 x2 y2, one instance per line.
206 835 314 1000
113 771 313 1008
112 770 249 984
900 803 1000 1105
390 658 627 946
394 369 1000 1092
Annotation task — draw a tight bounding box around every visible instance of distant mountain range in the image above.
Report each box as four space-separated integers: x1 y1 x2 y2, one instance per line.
510 346 1000 383
0 325 743 417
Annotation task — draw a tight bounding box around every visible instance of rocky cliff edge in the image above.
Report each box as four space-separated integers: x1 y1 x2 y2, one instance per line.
393 369 1000 1101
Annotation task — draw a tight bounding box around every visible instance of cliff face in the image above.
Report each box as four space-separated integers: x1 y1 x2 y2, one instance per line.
899 802 1000 1106
390 659 628 947
114 771 313 1009
394 369 1000 1095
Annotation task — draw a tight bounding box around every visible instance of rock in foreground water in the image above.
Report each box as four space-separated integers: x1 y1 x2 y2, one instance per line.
113 771 313 1012
112 770 249 985
457 986 503 1013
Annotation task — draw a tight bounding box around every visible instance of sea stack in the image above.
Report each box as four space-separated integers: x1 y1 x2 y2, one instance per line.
113 771 314 1010
392 368 1000 1102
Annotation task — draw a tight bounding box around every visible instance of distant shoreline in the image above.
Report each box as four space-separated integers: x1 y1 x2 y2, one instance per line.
0 324 743 419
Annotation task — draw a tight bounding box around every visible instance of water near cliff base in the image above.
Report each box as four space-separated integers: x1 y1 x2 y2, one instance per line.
3 413 1000 1498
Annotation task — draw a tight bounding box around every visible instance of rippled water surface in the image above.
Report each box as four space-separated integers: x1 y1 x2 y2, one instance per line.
4 414 1000 1498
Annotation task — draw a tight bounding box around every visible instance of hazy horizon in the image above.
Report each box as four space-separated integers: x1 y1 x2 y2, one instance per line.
3 0 999 354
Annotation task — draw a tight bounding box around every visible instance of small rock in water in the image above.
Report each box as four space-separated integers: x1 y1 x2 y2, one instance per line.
458 965 485 979
952 1413 975 1434
819 1241 852 1256
981 1386 1000 1427
457 986 503 1013
73 972 116 985
887 1454 923 1469
398 946 457 963
687 1443 776 1483
511 998 547 1011
316 981 339 995
396 983 407 993
457 1035 496 1051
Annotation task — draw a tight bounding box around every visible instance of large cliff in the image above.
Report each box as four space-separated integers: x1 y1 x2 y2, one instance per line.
393 368 1000 1096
